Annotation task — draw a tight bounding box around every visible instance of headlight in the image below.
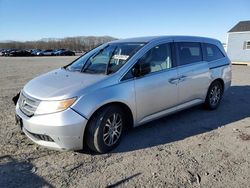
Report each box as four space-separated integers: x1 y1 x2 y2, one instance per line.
35 97 77 115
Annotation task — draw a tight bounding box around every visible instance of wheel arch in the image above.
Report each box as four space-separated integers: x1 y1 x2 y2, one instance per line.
211 78 225 93
83 101 134 144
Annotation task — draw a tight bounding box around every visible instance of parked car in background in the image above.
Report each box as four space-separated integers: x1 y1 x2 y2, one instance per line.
37 49 55 56
0 49 4 56
9 50 32 57
31 49 42 56
54 49 75 56
15 36 232 153
1 48 75 56
1 49 18 56
1 49 8 56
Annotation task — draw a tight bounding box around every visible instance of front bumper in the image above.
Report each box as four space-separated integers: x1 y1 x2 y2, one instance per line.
16 103 88 151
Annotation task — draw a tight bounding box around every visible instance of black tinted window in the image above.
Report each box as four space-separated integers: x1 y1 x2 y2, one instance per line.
177 42 202 65
204 43 224 62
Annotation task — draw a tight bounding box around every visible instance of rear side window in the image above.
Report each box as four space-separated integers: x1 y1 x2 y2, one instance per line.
204 43 224 62
176 42 202 65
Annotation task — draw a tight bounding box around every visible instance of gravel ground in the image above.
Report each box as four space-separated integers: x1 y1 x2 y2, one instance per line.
0 57 250 188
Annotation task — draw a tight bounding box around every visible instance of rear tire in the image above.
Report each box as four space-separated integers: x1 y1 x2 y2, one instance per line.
204 81 223 110
86 105 125 153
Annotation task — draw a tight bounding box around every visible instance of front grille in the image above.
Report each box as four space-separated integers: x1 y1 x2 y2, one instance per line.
19 92 40 117
27 130 54 142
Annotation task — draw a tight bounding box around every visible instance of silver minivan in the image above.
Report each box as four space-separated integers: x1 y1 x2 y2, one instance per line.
15 36 232 153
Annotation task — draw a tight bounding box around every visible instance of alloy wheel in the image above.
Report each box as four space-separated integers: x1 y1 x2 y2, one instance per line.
103 113 123 146
209 85 221 106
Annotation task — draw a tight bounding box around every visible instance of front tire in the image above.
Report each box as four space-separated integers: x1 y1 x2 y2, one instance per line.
86 106 125 153
204 81 223 110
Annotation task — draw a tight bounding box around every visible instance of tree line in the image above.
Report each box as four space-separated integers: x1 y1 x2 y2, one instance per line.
0 36 116 52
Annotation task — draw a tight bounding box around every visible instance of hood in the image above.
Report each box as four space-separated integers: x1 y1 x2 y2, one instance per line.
23 68 107 100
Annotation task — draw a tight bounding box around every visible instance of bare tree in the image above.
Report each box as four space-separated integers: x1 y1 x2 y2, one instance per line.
0 36 117 52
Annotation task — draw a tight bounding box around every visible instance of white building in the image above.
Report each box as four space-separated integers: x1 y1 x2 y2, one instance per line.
227 21 250 62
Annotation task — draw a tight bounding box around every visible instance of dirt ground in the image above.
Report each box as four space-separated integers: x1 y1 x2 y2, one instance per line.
0 56 250 188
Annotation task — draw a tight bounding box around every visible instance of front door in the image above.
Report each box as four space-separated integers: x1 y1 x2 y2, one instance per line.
134 43 179 123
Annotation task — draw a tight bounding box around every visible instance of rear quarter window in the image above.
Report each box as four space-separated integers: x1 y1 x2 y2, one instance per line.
176 42 202 66
204 43 225 62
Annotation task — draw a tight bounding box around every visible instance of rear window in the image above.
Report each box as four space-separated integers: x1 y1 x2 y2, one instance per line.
176 42 202 65
204 43 224 62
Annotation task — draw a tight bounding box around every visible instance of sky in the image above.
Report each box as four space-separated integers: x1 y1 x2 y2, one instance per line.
0 0 249 43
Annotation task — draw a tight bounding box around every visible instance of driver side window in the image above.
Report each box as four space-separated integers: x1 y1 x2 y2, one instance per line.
138 43 172 75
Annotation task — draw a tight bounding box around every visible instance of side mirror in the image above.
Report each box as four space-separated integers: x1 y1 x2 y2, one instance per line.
131 63 141 77
132 61 151 77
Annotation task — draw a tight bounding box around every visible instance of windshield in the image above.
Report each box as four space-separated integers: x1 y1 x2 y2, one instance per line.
65 42 145 74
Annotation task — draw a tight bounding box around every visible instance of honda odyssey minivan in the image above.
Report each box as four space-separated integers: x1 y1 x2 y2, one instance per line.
15 36 232 153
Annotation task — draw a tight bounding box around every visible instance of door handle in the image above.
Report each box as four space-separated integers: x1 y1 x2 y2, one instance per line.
169 75 187 84
179 75 187 79
168 78 179 84
179 75 187 82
